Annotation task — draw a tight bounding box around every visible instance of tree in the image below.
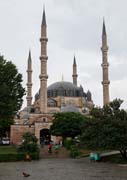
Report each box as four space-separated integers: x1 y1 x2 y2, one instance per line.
0 55 25 137
81 99 127 159
50 112 86 141
18 132 38 153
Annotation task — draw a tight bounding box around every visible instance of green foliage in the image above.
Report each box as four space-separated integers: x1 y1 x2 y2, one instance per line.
18 132 39 153
50 112 86 139
30 151 40 160
0 145 39 162
0 153 18 162
64 138 74 150
0 145 17 154
70 145 80 158
22 132 38 143
90 107 103 119
0 55 25 137
0 118 14 137
0 152 39 162
81 99 127 159
102 154 127 164
0 145 17 162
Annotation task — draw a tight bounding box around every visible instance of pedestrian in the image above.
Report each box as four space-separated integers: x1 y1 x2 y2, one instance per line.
54 144 59 154
48 143 52 153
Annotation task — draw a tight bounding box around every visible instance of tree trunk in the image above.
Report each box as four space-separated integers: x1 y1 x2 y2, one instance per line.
120 149 127 160
62 136 66 146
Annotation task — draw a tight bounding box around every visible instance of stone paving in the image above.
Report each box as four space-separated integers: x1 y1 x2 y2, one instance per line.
0 157 127 180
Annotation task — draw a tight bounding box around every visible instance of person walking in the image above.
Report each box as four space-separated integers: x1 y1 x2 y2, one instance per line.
48 143 52 153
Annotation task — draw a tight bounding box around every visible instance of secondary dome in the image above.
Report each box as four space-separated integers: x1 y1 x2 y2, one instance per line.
47 81 84 98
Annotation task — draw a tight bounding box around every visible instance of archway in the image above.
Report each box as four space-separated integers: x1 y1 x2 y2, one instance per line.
40 129 51 145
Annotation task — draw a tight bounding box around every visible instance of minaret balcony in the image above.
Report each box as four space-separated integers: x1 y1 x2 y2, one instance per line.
26 83 32 86
101 46 108 51
101 80 110 85
72 74 78 77
27 70 32 73
39 74 48 80
40 55 48 60
101 63 109 67
40 37 48 42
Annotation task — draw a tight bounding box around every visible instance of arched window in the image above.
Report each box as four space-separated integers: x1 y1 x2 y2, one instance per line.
47 99 57 107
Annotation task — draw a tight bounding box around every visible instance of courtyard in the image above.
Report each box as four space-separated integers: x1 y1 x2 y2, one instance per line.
0 158 127 180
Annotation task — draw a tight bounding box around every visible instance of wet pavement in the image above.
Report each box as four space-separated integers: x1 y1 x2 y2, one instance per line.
0 158 127 180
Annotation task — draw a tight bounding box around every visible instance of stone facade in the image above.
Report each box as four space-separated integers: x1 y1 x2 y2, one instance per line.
10 8 94 145
10 125 34 145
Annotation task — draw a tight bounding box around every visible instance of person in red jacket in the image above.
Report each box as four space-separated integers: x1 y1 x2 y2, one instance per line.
48 143 52 153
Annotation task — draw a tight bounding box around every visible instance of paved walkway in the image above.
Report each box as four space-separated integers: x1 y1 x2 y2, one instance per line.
0 158 127 180
40 146 70 158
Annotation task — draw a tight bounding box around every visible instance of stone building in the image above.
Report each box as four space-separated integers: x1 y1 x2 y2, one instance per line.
10 9 96 145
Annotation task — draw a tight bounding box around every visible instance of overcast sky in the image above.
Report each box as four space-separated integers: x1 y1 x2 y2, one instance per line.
0 0 127 109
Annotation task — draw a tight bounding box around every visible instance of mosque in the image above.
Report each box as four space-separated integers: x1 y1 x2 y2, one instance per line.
10 9 109 145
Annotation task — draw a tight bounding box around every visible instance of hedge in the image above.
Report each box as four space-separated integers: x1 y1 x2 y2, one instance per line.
0 151 40 162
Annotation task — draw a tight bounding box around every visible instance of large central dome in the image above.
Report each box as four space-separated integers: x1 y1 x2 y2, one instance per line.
47 81 84 98
35 81 86 101
48 81 78 91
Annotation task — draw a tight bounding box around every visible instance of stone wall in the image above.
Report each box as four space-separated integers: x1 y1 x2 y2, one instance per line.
10 125 34 145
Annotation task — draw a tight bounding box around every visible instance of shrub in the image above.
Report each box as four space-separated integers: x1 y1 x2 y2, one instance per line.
0 152 40 162
18 142 39 153
30 151 40 160
0 144 40 162
64 139 74 150
0 153 17 162
17 152 26 161
18 132 39 153
70 145 80 158
17 132 40 161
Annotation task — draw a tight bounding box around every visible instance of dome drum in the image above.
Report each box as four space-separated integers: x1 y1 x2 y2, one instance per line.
47 81 85 98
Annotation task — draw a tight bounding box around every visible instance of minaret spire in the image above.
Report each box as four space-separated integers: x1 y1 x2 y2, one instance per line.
39 7 48 113
101 19 110 106
72 55 78 86
42 6 46 26
102 18 106 36
26 50 32 107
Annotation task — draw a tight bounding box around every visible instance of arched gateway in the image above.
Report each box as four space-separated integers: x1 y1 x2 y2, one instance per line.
40 128 51 145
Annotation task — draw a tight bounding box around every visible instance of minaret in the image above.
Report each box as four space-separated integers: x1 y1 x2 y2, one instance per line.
26 50 32 107
39 7 48 113
101 19 110 105
72 55 78 86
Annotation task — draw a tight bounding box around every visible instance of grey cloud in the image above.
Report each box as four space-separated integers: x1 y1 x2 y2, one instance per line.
0 0 127 108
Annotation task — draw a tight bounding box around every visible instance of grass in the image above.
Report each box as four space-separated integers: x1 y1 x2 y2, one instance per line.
0 145 17 154
0 145 40 162
0 145 19 162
